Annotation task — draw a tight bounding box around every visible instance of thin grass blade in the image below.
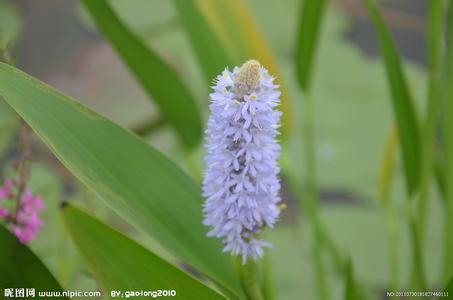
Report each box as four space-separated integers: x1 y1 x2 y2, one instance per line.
364 0 421 195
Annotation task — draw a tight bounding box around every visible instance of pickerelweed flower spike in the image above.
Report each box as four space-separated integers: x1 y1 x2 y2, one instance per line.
203 60 282 264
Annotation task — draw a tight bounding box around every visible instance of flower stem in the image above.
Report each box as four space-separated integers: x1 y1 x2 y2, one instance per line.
386 203 400 298
301 91 328 300
238 258 264 300
262 251 276 300
13 120 31 223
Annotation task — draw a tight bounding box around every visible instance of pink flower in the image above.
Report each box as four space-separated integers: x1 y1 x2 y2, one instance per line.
0 178 45 243
7 188 46 244
21 211 43 232
22 189 46 212
0 207 8 217
13 226 36 244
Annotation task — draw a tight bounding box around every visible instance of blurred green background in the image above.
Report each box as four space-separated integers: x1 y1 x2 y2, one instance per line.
0 0 444 299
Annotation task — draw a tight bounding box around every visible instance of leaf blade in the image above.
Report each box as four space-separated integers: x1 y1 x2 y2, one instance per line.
442 0 453 282
172 0 232 83
364 0 421 194
62 204 225 300
0 62 243 298
0 225 67 297
82 0 202 149
295 0 327 92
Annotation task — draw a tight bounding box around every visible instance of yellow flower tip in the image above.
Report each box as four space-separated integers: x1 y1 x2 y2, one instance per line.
234 59 261 95
278 203 287 211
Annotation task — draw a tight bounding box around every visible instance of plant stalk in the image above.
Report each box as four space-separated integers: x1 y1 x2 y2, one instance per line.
262 251 276 300
302 91 328 300
418 0 445 244
238 258 264 300
443 0 453 283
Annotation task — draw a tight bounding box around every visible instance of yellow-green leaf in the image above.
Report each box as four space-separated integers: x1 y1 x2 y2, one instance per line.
195 0 293 136
172 0 232 83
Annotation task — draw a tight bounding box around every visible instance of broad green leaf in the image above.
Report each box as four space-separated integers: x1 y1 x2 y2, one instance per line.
172 0 232 83
82 0 202 149
443 0 453 283
295 0 327 92
62 204 225 300
195 0 293 136
364 0 421 195
0 63 243 298
0 225 67 297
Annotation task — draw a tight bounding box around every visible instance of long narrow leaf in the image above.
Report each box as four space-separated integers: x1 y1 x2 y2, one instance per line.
443 0 453 283
343 258 362 300
172 0 232 83
0 225 67 297
295 0 327 92
195 0 293 135
82 0 202 149
417 0 446 243
0 63 243 298
364 0 421 195
62 204 225 300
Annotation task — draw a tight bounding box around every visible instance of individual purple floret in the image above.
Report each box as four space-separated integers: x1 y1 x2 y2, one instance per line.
0 179 45 244
202 60 282 263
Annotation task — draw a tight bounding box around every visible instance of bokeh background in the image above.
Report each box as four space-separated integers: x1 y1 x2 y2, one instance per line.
0 0 443 299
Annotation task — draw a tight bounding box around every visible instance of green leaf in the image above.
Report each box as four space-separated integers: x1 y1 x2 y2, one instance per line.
364 0 421 195
409 217 427 290
82 0 202 149
444 277 453 295
172 0 232 83
195 0 293 136
0 225 67 297
62 204 225 299
443 0 453 283
417 0 446 245
295 0 327 92
0 63 243 299
343 258 362 300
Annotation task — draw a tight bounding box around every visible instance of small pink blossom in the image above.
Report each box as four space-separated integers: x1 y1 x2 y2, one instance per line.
13 190 45 243
22 189 46 212
13 225 36 244
0 181 45 244
0 207 8 217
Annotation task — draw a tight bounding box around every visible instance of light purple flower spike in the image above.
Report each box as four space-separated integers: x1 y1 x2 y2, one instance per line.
202 60 282 263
